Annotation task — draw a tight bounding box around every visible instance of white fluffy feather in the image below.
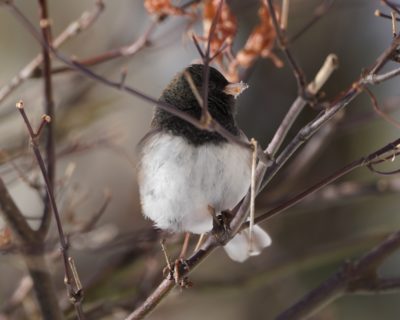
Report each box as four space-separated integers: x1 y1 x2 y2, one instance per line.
138 132 271 262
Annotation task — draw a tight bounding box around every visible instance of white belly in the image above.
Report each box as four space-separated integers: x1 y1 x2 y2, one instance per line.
138 133 251 234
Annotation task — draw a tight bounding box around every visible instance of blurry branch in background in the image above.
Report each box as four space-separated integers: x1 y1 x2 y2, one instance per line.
41 0 202 75
16 101 85 319
382 0 400 15
253 136 400 226
265 0 307 97
48 19 157 75
0 176 64 320
0 0 104 104
364 87 400 129
194 229 398 294
0 192 111 317
289 0 335 43
264 176 400 212
276 231 400 320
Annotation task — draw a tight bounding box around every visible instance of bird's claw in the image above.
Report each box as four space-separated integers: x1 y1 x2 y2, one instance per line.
211 210 232 245
163 259 192 288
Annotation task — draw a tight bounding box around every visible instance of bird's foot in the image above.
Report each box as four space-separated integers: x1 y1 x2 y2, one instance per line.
163 259 192 288
160 239 192 288
209 207 232 245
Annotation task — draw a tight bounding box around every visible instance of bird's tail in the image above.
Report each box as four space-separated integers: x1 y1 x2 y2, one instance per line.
223 226 271 262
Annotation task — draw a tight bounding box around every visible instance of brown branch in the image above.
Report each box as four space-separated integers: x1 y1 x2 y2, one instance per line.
49 19 157 74
41 0 201 75
350 277 400 294
265 0 308 97
73 189 111 234
375 10 400 21
200 0 224 124
276 230 400 320
251 137 400 226
364 87 400 129
0 179 37 245
277 111 343 189
270 175 400 211
229 54 338 239
369 34 400 75
16 102 85 319
289 0 335 43
36 0 56 238
382 0 400 15
0 178 64 320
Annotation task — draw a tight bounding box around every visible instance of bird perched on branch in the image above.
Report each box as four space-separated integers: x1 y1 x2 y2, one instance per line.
138 64 271 262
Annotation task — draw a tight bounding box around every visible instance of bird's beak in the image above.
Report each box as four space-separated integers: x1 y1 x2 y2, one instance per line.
223 81 249 99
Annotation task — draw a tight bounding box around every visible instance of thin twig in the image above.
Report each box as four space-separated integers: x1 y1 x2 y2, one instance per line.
364 87 400 129
200 0 224 125
265 0 308 96
229 54 339 237
382 0 400 15
362 65 400 84
289 0 335 43
42 0 202 75
276 231 400 320
16 102 85 319
50 20 157 74
375 10 400 21
369 34 400 75
250 137 400 226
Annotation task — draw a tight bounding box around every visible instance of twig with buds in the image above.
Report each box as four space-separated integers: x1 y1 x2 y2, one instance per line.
16 100 85 320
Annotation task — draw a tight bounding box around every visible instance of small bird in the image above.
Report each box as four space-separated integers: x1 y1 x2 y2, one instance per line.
138 64 271 262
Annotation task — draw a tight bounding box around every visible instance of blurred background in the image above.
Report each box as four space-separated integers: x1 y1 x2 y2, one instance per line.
1 0 400 319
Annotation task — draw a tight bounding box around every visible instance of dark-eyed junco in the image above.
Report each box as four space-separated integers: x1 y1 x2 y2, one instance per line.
138 64 271 262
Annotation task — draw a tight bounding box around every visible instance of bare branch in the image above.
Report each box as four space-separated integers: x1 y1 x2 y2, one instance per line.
252 137 400 226
0 178 64 320
16 102 85 319
200 0 224 124
0 178 37 244
382 0 400 15
364 87 400 129
289 0 335 43
265 0 308 96
276 231 400 320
